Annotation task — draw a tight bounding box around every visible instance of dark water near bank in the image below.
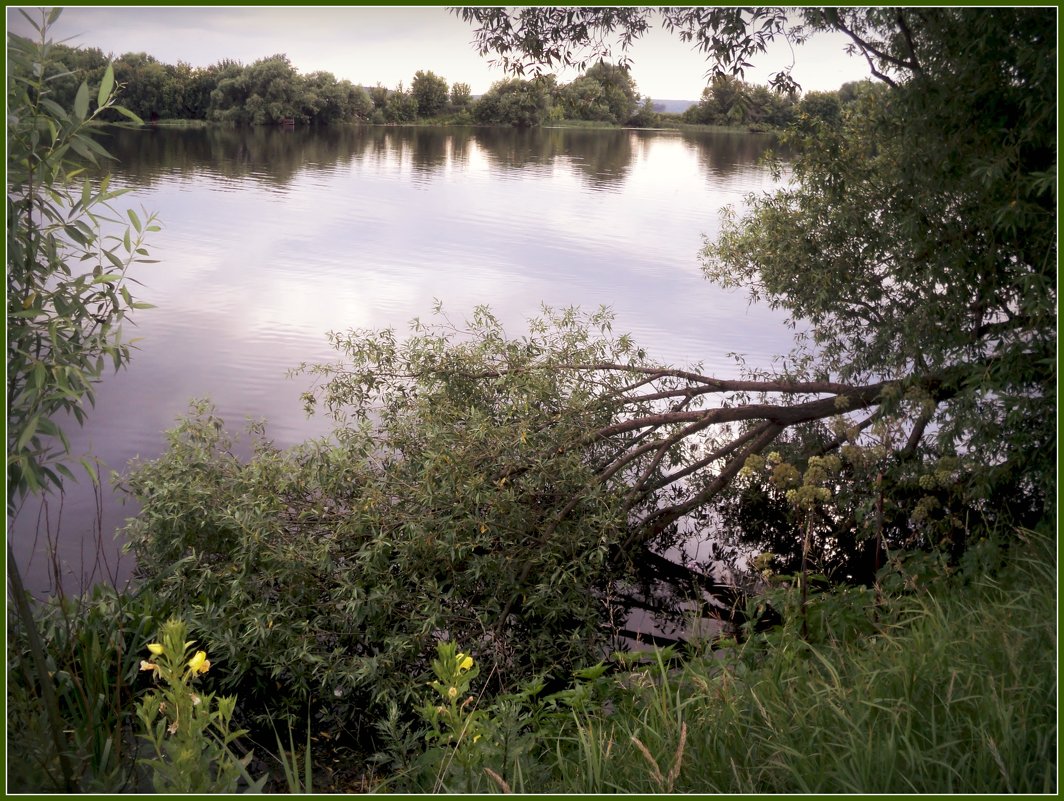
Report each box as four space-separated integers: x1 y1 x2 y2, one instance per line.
11 124 797 597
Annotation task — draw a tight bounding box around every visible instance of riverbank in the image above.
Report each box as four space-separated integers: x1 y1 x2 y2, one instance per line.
112 115 781 136
9 525 1054 793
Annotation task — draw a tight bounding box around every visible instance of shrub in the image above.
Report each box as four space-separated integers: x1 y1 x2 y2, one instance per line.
120 307 645 729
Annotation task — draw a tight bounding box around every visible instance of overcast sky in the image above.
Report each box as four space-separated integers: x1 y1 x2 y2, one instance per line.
8 7 871 101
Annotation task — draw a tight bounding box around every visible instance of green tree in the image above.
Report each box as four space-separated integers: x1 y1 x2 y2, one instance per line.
582 61 640 123
626 96 659 128
795 89 841 125
112 52 170 120
450 81 472 110
473 78 551 127
707 9 1055 514
41 42 110 110
559 75 611 121
411 69 449 118
384 82 418 123
302 71 371 124
457 7 1057 545
243 54 302 124
684 75 756 126
207 60 249 123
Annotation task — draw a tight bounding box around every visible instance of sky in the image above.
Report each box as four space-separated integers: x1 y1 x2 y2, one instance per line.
7 6 871 101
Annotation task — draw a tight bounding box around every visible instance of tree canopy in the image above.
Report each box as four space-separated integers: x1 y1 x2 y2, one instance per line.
455 6 1057 526
457 9 1054 585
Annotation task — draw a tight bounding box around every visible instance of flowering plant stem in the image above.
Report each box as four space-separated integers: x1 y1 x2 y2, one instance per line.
135 619 264 793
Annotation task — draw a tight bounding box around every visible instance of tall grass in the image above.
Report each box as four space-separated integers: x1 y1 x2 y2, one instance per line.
7 586 165 792
524 530 1056 793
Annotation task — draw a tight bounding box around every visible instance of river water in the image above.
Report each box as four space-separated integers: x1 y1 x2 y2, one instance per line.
11 124 797 597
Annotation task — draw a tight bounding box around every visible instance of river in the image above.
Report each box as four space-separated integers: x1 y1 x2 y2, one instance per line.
11 124 797 598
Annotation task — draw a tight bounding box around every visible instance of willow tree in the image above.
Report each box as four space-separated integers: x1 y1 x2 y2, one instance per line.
449 7 1056 563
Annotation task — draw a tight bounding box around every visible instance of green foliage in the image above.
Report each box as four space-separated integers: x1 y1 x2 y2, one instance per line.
136 619 265 793
683 74 797 129
473 78 552 127
7 585 166 792
7 10 160 507
449 81 472 110
384 83 419 123
411 70 450 118
391 528 1056 793
704 9 1056 522
558 61 642 124
626 97 659 128
121 306 653 729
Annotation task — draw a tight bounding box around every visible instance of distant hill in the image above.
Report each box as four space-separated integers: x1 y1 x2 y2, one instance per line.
651 98 697 114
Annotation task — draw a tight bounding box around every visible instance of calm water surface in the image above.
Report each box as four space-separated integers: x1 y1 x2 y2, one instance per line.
13 125 797 595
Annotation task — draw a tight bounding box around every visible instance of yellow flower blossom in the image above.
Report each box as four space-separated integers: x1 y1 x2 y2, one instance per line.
187 650 211 674
458 655 474 672
147 643 164 656
447 686 458 699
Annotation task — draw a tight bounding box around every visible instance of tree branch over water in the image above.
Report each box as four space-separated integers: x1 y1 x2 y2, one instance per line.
296 306 986 559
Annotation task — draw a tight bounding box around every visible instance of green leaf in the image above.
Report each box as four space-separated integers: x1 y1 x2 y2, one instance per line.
111 105 144 125
16 416 39 452
127 208 142 233
68 135 99 165
39 97 68 121
74 80 90 121
80 457 101 486
104 249 125 269
98 63 115 109
22 459 42 493
92 272 124 284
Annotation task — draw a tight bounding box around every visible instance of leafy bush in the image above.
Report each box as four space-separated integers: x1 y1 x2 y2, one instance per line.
121 307 649 729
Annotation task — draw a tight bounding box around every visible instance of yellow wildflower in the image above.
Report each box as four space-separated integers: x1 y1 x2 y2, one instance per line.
458 655 474 672
147 643 164 656
447 686 458 700
187 650 211 674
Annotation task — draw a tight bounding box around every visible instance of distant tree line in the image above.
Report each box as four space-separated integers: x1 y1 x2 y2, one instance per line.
47 46 373 125
679 74 880 129
47 42 860 129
